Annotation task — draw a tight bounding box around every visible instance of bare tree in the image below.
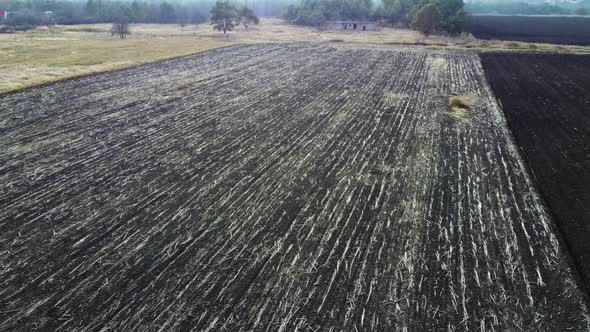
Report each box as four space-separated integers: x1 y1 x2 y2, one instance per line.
111 17 130 38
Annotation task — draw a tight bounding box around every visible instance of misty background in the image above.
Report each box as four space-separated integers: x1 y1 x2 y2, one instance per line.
0 0 588 30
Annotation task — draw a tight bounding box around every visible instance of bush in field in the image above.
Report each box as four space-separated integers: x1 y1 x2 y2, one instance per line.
411 3 441 35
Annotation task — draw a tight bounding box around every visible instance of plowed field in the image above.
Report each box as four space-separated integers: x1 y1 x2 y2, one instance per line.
1 44 588 331
481 52 590 293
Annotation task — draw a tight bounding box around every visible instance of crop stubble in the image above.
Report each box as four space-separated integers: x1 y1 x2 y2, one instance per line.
0 44 588 331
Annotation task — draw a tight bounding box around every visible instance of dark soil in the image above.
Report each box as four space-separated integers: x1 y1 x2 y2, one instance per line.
470 15 590 46
481 52 590 292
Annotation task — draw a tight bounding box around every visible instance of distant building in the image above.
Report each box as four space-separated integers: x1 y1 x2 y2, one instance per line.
321 21 378 31
0 8 7 20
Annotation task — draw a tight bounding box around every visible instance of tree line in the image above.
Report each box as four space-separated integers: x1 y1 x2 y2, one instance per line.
0 0 213 29
284 0 465 34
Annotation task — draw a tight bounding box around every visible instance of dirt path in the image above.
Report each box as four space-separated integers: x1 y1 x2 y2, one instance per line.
0 44 588 331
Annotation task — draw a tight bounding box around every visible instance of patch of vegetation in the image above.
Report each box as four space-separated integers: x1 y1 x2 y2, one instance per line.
0 30 228 93
447 95 475 119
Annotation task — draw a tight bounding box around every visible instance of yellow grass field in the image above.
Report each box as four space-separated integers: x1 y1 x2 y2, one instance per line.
0 27 230 93
2 17 589 93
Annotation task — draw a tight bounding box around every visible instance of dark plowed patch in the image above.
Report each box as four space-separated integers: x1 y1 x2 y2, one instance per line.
481 52 590 292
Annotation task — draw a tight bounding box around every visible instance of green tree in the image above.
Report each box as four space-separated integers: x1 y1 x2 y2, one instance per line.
284 0 374 25
210 0 237 37
292 0 325 25
378 0 416 26
436 0 464 34
238 6 259 30
411 2 441 35
340 0 373 20
443 7 464 34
